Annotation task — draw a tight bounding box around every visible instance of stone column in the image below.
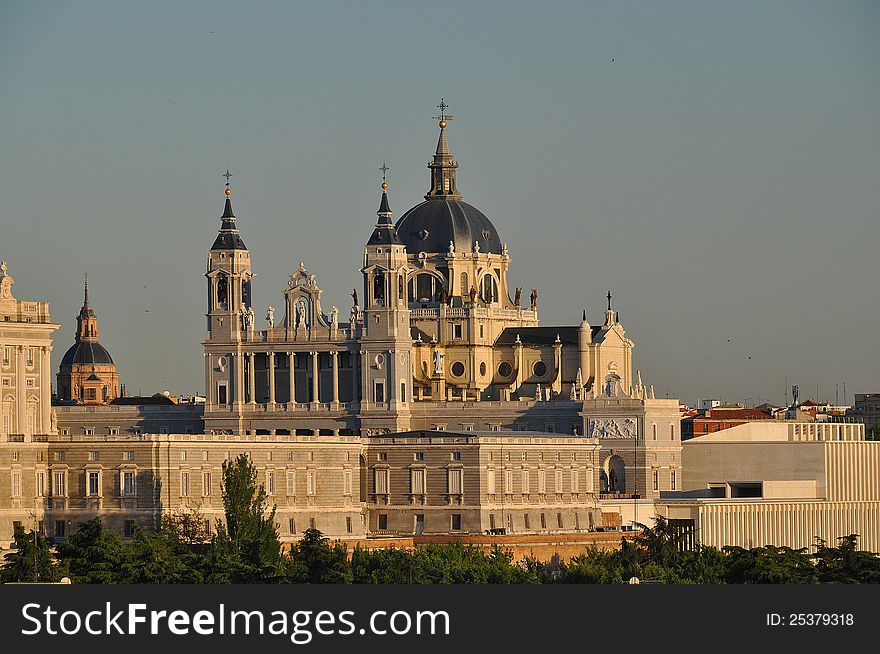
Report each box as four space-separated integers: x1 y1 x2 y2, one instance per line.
248 352 256 404
311 351 319 404
351 351 359 405
234 352 245 409
360 350 370 406
16 346 26 433
288 352 296 406
331 350 339 405
268 351 276 405
40 346 51 434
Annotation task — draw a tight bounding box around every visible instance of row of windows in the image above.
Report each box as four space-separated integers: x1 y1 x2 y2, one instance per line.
1 346 40 367
487 467 594 495
375 451 461 462
373 467 463 496
9 470 137 498
375 513 463 531
651 423 678 440
178 468 341 498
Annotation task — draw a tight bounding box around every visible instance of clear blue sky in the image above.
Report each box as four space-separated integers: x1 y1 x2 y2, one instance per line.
2 1 878 405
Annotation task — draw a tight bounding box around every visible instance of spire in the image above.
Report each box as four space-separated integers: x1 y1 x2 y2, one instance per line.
377 161 393 225
425 98 462 201
211 169 247 251
79 273 95 318
366 165 403 246
604 291 616 327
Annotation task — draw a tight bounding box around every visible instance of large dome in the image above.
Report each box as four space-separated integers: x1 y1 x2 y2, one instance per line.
395 199 502 255
60 341 114 367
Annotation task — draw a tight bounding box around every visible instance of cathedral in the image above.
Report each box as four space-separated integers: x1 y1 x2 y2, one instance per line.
203 109 637 438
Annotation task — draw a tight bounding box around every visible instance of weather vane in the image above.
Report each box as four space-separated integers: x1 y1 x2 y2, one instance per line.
433 98 454 124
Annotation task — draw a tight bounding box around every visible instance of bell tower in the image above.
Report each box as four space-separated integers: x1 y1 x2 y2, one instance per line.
359 174 412 433
203 171 254 430
205 171 254 342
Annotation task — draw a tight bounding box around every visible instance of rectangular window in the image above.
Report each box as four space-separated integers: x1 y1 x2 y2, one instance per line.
570 468 579 494
653 469 659 492
203 471 212 496
452 451 461 461
538 468 546 494
489 514 496 530
448 468 463 495
53 471 66 497
180 471 190 497
122 471 136 496
288 518 296 534
554 468 563 493
540 513 546 529
521 468 530 493
414 451 425 461
309 517 316 530
35 472 45 497
451 514 462 531
11 471 21 497
453 323 462 339
378 514 388 530
123 520 136 537
343 469 352 496
486 468 496 495
401 382 407 403
266 470 276 496
217 383 228 405
557 512 564 529
54 520 66 538
83 428 94 435
411 468 426 494
524 514 530 530
374 467 389 494
287 470 296 496
346 516 352 533
504 468 513 494
307 470 316 496
87 471 99 496
586 468 594 493
374 381 384 403
88 451 99 461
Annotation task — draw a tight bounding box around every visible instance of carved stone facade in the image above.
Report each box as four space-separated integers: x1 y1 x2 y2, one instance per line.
0 260 59 439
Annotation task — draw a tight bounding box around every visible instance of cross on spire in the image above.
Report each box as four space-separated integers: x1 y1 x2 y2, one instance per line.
433 98 454 124
222 168 233 187
607 291 612 310
380 161 389 183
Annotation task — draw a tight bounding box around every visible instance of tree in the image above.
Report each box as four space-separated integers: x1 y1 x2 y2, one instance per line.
122 528 198 583
56 518 129 584
285 528 351 583
218 453 282 578
723 544 817 584
0 526 65 583
813 535 880 584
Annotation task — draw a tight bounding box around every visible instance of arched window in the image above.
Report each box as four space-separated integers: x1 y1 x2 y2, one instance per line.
480 275 498 304
216 277 228 309
409 274 438 304
398 275 405 301
373 271 385 304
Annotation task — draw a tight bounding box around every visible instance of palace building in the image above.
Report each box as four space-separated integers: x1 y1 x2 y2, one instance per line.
3 107 688 547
